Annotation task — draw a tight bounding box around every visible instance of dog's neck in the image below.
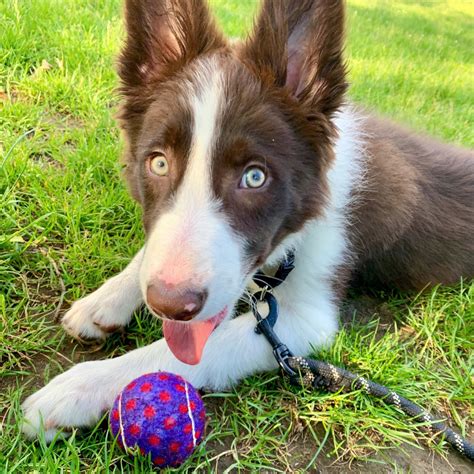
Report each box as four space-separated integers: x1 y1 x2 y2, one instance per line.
262 106 366 305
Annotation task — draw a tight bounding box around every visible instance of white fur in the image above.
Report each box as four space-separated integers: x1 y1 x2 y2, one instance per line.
22 102 365 440
268 106 365 335
139 59 245 321
61 248 144 339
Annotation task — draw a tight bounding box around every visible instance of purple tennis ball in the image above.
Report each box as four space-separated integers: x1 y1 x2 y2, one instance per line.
109 372 206 468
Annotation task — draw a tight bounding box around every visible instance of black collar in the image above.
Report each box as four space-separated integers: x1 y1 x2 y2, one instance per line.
252 251 295 290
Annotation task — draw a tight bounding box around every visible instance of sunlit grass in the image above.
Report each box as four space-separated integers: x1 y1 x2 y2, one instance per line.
1 0 472 471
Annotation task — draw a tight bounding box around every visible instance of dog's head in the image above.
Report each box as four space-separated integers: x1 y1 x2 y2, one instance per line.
118 0 347 364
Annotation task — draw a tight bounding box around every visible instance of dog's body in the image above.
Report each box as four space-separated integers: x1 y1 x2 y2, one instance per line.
22 0 473 441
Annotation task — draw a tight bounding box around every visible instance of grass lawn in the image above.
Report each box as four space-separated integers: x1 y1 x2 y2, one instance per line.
1 0 473 472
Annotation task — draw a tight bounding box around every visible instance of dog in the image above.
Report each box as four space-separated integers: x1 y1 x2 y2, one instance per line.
22 0 473 441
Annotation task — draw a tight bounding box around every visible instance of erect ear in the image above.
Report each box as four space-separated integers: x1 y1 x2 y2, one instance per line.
119 0 225 96
243 0 347 118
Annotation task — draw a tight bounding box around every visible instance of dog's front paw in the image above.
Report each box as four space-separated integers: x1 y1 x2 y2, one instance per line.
22 360 121 441
62 286 136 341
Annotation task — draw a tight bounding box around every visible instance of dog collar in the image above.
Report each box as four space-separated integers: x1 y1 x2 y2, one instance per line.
252 251 295 291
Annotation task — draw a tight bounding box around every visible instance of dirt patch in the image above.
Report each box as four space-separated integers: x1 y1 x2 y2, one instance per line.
327 444 473 474
340 293 399 328
5 294 473 472
29 150 65 169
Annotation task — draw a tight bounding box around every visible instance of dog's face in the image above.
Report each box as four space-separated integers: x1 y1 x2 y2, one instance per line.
118 0 346 364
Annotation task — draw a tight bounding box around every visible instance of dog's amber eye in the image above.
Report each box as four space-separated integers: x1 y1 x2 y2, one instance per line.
240 167 266 189
149 152 169 176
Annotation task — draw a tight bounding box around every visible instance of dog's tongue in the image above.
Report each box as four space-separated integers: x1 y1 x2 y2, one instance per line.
163 318 219 365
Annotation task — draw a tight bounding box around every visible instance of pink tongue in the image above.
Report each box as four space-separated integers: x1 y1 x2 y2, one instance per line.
163 318 219 365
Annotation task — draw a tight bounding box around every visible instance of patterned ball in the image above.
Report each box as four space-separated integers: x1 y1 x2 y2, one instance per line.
109 372 206 468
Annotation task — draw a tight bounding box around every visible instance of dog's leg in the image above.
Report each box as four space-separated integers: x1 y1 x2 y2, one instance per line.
61 248 144 340
22 300 337 441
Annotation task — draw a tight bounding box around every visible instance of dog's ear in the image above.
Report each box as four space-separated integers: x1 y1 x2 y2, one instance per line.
243 0 347 118
119 0 225 94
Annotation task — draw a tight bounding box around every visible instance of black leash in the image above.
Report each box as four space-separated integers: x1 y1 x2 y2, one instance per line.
251 253 474 462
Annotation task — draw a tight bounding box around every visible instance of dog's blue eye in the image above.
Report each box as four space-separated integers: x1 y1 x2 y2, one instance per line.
240 167 266 189
149 152 169 176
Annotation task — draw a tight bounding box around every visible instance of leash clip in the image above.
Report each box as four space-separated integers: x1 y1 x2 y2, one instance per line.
272 344 297 379
252 291 297 378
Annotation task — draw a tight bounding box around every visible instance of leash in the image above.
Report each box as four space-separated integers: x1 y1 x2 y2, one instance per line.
251 253 474 462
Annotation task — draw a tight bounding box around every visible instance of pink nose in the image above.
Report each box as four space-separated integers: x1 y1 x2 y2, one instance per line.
146 281 207 321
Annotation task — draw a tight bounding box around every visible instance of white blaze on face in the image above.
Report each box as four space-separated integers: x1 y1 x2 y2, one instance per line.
139 59 244 364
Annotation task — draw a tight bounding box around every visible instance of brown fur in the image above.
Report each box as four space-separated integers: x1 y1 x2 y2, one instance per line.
118 0 348 269
117 0 474 291
118 0 228 203
243 0 347 117
352 115 474 290
211 58 332 265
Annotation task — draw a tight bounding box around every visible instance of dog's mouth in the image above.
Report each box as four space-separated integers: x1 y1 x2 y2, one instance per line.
162 307 228 365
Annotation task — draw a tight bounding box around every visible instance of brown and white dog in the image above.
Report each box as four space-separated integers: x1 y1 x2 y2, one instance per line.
22 0 473 441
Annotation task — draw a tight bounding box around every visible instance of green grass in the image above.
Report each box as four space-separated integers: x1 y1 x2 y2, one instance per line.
1 0 473 472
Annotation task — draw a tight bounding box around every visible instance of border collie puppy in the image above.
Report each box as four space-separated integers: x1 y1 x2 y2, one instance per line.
22 0 473 440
